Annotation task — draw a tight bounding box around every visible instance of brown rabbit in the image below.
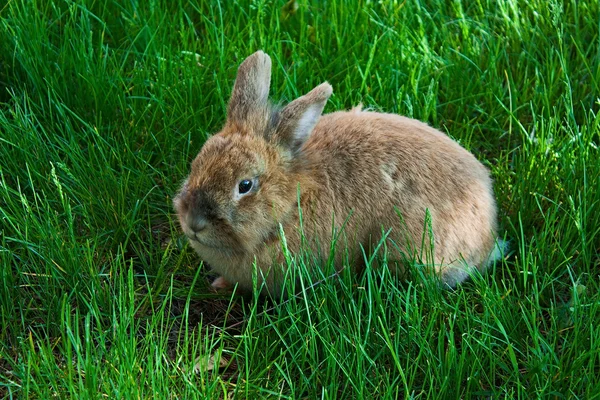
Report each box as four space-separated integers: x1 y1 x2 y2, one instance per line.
174 50 503 296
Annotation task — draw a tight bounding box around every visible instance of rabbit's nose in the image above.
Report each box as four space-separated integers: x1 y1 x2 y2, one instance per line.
189 216 208 233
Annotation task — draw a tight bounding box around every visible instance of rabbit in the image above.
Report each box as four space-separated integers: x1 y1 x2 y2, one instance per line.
174 50 503 296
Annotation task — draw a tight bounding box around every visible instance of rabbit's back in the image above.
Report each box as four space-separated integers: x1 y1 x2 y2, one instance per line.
301 110 498 283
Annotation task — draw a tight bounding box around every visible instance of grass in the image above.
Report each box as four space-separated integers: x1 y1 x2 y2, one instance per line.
0 0 599 397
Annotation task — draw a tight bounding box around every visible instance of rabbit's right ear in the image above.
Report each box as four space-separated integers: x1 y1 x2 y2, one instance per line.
274 82 332 154
227 51 272 125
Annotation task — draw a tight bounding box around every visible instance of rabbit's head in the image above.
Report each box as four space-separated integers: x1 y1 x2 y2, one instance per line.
174 51 332 256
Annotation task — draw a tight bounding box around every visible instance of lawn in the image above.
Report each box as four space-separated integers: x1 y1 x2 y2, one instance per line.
1 0 599 398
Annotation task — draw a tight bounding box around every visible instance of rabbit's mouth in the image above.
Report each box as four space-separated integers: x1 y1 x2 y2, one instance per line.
190 238 246 258
188 234 215 247
188 234 234 251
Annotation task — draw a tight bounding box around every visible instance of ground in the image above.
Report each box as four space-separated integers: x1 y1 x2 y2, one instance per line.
0 0 599 398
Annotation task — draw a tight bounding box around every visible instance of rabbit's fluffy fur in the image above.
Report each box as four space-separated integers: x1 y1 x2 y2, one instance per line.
174 51 502 296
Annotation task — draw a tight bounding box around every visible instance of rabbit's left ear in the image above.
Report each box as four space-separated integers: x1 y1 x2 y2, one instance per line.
274 82 332 154
227 51 272 125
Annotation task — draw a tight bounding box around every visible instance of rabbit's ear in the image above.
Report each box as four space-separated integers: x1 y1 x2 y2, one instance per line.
227 51 272 124
275 82 332 154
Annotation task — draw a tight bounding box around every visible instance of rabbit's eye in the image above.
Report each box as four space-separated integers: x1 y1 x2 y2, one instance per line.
238 179 253 194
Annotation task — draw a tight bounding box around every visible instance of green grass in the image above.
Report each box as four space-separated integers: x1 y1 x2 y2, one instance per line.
1 0 599 397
